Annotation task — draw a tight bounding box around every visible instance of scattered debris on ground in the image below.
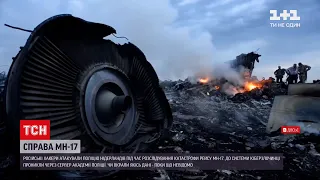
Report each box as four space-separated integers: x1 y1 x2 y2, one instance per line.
1 77 319 180
131 79 319 180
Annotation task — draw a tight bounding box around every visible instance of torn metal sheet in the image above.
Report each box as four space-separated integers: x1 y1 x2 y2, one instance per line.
288 83 320 97
266 95 320 134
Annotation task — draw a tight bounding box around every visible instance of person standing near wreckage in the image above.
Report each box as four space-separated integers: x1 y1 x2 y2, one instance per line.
274 66 285 83
298 62 311 83
286 64 298 84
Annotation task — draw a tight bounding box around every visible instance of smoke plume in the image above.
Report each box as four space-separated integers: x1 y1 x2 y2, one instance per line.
211 63 245 86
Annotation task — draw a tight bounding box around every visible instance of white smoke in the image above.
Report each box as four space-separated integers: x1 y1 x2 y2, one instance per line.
213 63 251 96
186 58 249 96
212 62 245 86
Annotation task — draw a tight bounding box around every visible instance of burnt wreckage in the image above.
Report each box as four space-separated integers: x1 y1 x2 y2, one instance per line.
228 52 261 78
0 15 172 178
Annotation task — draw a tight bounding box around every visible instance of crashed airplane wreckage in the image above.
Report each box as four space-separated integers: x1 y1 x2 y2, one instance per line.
227 51 261 79
172 51 271 97
267 83 320 134
196 51 262 85
227 52 320 134
0 15 173 178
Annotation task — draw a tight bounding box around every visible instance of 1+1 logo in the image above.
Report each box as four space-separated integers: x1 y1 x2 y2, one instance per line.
269 10 301 28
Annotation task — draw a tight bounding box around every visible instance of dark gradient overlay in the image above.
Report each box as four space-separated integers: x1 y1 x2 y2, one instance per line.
20 153 283 170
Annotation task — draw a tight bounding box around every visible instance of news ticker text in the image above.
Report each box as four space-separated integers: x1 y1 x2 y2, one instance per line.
21 153 283 170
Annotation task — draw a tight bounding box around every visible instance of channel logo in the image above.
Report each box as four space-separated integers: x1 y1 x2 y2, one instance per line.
20 120 50 140
19 120 81 154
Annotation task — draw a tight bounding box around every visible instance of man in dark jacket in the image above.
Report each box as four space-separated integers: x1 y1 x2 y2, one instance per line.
298 62 311 83
274 66 285 83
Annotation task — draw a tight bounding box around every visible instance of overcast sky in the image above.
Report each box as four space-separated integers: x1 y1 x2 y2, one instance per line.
0 0 319 81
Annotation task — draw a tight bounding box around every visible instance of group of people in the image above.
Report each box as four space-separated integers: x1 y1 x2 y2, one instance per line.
274 63 311 84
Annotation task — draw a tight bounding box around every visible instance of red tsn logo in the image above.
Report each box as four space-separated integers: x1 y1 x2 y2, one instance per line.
20 120 50 140
281 126 301 135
